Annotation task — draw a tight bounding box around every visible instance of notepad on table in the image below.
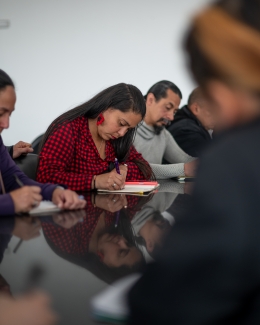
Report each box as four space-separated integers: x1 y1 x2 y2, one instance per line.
97 181 160 194
29 201 61 215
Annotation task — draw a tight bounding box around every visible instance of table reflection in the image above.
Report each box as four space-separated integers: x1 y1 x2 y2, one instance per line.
0 181 194 324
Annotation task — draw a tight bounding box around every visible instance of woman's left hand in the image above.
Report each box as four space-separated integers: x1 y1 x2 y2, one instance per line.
52 189 86 210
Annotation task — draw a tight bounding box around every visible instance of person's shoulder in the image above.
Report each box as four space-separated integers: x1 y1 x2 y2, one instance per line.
201 119 260 164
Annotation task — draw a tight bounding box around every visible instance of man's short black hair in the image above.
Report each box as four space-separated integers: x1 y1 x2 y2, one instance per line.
144 80 182 101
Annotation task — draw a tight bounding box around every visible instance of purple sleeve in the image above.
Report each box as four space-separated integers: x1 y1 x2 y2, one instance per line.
0 137 57 215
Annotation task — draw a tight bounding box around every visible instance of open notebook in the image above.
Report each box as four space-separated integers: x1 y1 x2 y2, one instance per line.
29 201 61 215
97 181 160 195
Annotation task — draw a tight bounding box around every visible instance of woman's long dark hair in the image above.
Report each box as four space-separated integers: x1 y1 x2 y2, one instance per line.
40 83 146 160
0 69 14 91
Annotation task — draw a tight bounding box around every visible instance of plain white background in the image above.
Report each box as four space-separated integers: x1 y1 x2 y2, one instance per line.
0 0 210 145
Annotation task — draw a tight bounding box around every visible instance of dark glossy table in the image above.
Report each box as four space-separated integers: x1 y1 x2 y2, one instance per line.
0 180 193 325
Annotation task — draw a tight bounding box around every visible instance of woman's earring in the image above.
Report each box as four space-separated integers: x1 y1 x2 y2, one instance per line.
97 113 105 125
97 251 104 261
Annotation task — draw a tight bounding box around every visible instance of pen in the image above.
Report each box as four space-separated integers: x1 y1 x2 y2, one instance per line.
114 158 121 175
13 173 24 187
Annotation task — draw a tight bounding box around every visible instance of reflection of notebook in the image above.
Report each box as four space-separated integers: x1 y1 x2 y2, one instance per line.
29 201 61 215
91 273 141 324
98 182 160 194
175 176 195 183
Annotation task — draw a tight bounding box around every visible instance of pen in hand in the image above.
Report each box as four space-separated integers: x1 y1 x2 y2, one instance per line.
14 173 25 187
114 158 121 175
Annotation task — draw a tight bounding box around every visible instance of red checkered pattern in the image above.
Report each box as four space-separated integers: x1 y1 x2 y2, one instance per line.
37 117 150 191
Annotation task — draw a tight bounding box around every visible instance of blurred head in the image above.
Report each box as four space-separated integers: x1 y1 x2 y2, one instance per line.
97 233 143 268
185 0 260 130
144 80 182 128
0 70 16 134
187 87 215 130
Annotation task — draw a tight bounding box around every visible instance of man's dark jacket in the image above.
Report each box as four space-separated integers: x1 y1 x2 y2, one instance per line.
167 105 212 157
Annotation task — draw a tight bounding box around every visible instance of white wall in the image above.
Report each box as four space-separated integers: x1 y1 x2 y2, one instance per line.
0 0 210 145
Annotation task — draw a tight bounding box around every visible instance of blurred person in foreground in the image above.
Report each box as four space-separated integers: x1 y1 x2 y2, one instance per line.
167 87 215 157
128 0 260 324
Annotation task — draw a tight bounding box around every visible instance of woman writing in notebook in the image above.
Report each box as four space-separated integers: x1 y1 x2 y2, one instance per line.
37 84 153 191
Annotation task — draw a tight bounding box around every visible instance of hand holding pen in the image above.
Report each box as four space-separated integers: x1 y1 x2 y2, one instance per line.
114 158 128 189
9 174 42 214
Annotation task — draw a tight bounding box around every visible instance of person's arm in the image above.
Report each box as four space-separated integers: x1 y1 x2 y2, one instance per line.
150 162 186 179
125 145 153 180
1 147 57 204
5 146 13 158
37 123 93 191
150 131 197 179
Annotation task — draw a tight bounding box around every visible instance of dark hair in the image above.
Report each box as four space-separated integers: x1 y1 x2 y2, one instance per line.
0 69 14 91
185 0 260 87
40 83 147 164
144 80 182 101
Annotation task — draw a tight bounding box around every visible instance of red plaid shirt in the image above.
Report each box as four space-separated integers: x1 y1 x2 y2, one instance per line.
37 117 150 190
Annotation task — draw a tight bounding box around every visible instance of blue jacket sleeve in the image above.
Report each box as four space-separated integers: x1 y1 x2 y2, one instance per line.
0 137 58 215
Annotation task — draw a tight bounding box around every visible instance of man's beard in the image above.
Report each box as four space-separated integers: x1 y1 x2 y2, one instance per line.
153 118 171 135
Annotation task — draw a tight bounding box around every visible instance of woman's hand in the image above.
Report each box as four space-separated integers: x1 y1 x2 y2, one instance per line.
52 189 86 210
95 167 127 190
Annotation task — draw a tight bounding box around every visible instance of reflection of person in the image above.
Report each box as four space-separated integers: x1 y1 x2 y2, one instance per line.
6 141 33 159
42 194 151 283
133 81 197 178
167 87 214 156
37 83 153 191
0 69 86 215
132 184 181 261
129 0 260 324
0 217 42 263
